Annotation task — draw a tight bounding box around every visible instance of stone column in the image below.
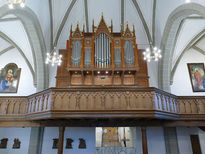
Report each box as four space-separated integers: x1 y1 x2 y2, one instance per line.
164 127 179 154
28 127 44 154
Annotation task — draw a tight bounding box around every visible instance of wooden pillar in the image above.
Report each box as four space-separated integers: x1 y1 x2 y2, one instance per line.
92 70 94 85
135 71 137 86
81 70 84 85
121 70 125 86
121 40 125 68
134 43 139 68
80 40 85 68
111 40 115 68
67 40 72 68
58 127 65 154
111 70 114 85
68 71 71 86
91 40 95 68
141 127 148 154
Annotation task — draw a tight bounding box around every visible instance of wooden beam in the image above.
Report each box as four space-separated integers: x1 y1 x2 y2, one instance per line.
141 127 148 154
58 126 65 154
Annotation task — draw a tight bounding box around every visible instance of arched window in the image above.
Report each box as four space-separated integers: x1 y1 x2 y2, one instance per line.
124 41 134 66
71 41 82 66
95 33 111 68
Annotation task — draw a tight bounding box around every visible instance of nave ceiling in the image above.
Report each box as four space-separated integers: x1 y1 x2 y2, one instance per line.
0 0 204 92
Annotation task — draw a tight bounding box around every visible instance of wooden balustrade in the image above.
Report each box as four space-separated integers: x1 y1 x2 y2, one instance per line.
0 87 204 121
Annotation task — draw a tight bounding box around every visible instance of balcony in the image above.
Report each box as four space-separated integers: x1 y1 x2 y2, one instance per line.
0 87 204 126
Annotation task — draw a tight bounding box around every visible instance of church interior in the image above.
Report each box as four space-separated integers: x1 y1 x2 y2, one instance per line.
0 0 205 154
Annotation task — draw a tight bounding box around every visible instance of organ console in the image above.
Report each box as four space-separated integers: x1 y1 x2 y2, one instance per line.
56 15 149 87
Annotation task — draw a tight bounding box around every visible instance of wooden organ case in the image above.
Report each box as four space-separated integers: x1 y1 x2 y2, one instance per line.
56 15 149 87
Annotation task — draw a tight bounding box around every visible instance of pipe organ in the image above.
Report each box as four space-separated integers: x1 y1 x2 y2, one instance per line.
56 15 149 87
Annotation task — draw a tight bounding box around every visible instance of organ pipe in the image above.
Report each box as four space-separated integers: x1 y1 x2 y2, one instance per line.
95 33 111 68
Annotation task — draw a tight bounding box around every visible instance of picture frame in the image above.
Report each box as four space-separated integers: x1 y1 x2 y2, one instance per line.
187 63 205 92
0 63 21 93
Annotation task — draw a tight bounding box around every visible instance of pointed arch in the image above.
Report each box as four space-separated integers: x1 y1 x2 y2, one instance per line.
159 3 205 92
0 5 48 91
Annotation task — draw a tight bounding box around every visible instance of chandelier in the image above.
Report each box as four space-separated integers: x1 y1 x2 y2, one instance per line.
6 0 25 9
45 47 62 66
143 46 162 62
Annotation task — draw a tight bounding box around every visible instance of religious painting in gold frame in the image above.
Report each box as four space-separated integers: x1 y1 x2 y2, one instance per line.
187 63 205 92
0 63 21 93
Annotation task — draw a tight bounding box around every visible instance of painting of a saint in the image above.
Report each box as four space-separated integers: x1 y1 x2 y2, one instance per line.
0 63 21 93
187 63 205 92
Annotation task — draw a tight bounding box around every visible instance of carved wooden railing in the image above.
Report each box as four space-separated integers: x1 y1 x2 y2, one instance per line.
0 87 204 120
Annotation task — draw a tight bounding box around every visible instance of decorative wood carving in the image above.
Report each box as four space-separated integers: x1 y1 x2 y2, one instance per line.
0 88 205 121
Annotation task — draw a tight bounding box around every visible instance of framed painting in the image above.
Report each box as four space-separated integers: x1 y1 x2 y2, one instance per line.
187 63 205 92
0 63 21 93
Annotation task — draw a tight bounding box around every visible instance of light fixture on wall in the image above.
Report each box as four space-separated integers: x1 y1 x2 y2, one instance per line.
143 46 162 62
45 47 62 66
6 0 25 9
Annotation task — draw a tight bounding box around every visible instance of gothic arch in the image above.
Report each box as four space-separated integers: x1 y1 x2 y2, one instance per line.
158 3 205 92
0 5 48 91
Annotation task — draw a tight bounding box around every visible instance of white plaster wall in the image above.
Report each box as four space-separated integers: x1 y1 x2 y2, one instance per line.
171 48 205 96
155 0 205 46
199 128 205 154
147 61 158 88
135 127 143 154
176 127 205 154
41 127 59 154
0 20 34 69
0 48 36 96
0 127 31 154
48 63 57 88
63 127 95 154
172 19 205 67
147 127 166 154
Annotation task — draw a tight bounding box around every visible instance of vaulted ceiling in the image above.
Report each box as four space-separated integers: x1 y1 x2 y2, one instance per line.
0 0 204 92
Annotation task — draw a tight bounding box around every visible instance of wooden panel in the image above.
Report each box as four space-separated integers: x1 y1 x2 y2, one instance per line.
102 127 120 147
190 135 202 154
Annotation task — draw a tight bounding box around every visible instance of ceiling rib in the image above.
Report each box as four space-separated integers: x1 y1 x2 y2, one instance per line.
54 0 77 47
131 0 152 46
0 31 35 83
121 0 125 30
48 0 54 50
84 0 89 32
152 0 156 45
192 45 205 56
170 29 205 84
0 45 14 56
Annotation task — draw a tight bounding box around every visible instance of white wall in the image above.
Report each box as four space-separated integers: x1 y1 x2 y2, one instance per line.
41 127 59 154
147 61 158 88
63 127 95 154
171 48 205 96
147 127 166 154
0 48 36 96
0 127 31 154
177 127 205 154
199 128 205 154
41 127 95 154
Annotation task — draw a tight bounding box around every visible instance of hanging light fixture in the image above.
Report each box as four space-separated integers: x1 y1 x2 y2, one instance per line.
6 0 25 9
143 46 162 62
45 47 62 66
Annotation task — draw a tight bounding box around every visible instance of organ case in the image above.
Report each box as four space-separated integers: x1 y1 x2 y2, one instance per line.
56 15 149 87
